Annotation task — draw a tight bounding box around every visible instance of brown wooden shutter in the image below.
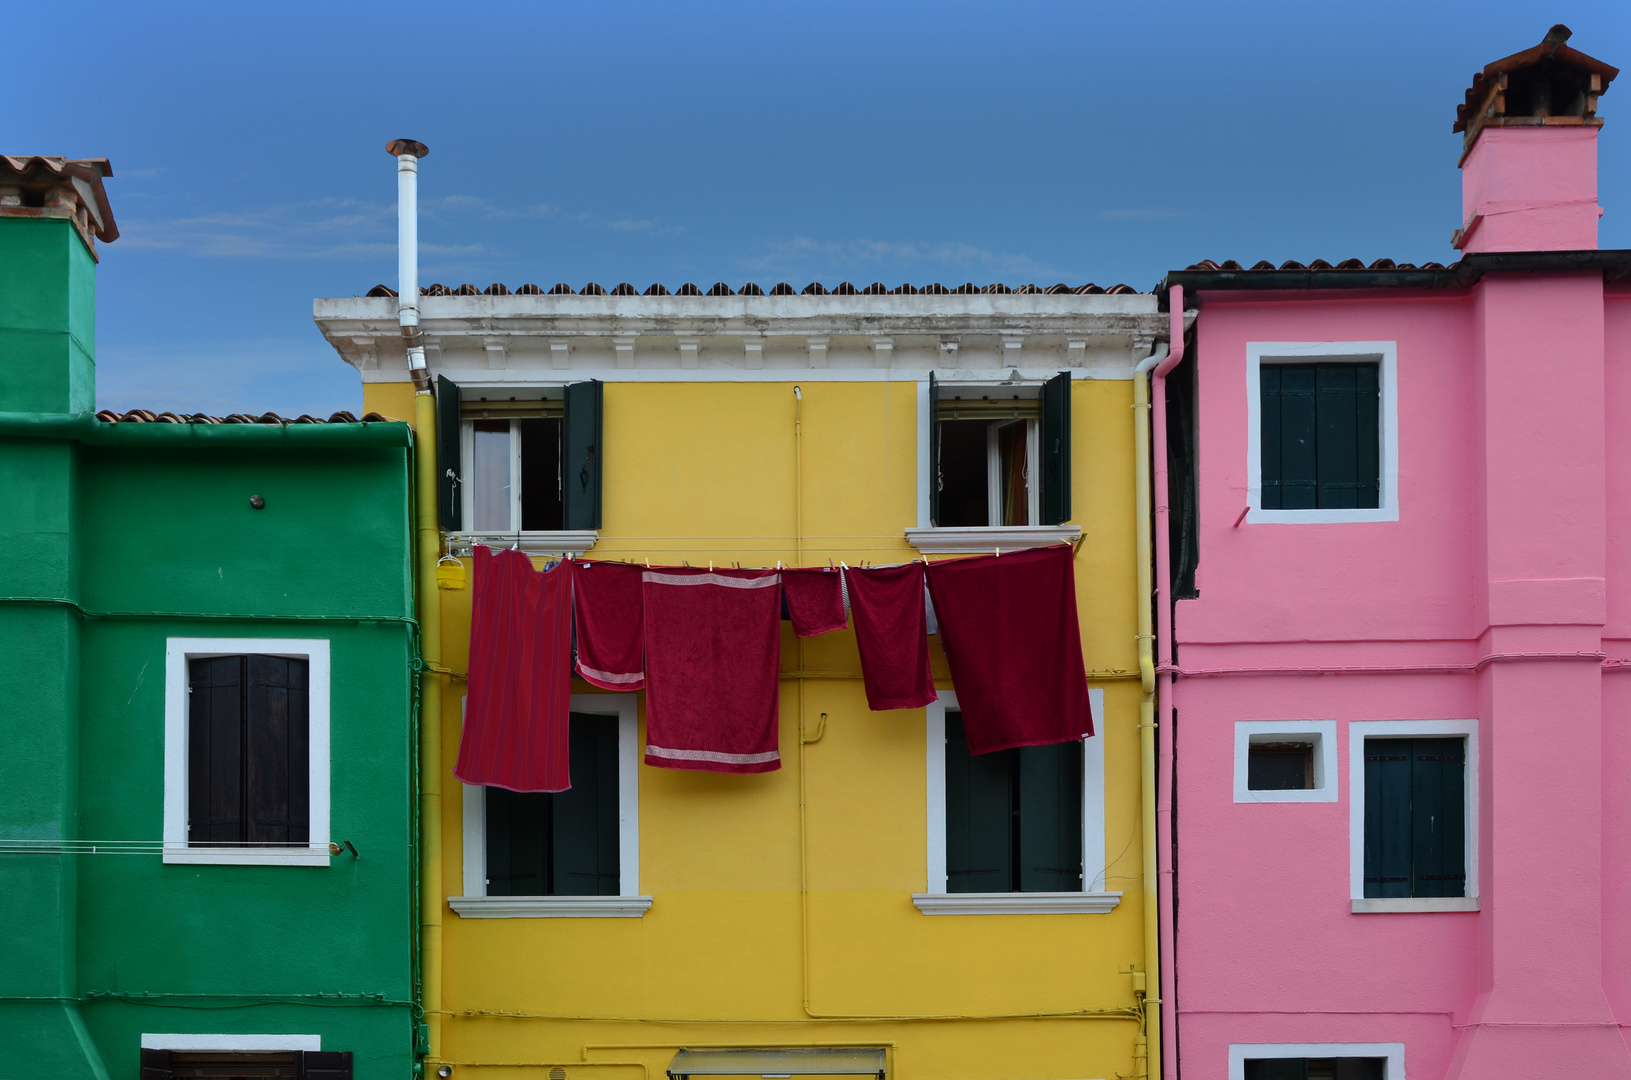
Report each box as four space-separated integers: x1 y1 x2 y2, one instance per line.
188 656 244 845
246 655 310 845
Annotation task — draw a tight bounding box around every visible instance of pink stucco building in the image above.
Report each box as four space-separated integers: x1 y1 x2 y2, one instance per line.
1155 27 1631 1080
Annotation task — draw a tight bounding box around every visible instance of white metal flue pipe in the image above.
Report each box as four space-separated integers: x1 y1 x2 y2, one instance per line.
387 139 430 380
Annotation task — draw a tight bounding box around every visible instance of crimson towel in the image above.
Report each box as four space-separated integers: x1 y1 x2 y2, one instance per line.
846 562 937 711
924 545 1093 754
457 546 574 792
642 568 783 773
571 559 645 690
783 567 848 636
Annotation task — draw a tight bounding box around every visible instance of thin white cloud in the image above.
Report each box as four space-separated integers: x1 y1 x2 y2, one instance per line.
95 336 362 418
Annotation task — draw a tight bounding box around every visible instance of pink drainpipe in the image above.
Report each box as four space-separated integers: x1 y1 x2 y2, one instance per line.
1152 285 1184 1080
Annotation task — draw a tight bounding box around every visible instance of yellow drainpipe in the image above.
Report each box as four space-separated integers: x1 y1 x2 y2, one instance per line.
414 388 445 1063
1133 365 1161 1080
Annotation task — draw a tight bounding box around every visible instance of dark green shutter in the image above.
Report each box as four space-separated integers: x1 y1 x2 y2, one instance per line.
299 1051 354 1079
188 656 243 845
1040 370 1071 525
928 371 940 526
436 375 462 530
1365 737 1464 898
551 714 621 896
1017 741 1083 891
1315 363 1379 509
945 712 1013 892
563 380 603 530
1244 1060 1308 1080
1411 739 1466 897
245 655 309 846
1261 364 1317 509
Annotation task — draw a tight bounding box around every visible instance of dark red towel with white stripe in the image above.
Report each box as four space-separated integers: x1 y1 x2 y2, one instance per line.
846 562 937 711
642 568 783 773
570 559 645 690
924 545 1093 754
457 545 574 792
782 566 848 636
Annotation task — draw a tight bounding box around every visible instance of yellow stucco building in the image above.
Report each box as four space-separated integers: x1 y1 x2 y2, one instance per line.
316 280 1172 1080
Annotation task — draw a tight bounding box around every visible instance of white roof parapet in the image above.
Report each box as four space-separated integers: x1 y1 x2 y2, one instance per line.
313 292 1171 382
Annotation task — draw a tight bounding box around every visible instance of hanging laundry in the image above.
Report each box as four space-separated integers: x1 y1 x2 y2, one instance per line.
571 559 645 690
782 566 848 637
846 561 937 711
457 545 574 792
924 544 1093 754
642 567 783 773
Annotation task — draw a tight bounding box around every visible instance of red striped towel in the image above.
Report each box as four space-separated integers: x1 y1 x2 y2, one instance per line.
642 568 783 773
570 559 645 690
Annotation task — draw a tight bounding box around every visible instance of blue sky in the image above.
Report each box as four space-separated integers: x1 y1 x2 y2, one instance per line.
9 1 1628 416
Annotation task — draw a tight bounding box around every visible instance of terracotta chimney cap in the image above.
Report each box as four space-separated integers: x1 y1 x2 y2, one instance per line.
386 139 430 158
0 156 117 258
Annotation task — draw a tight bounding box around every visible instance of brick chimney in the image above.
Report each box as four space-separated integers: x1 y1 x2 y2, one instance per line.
1452 25 1618 252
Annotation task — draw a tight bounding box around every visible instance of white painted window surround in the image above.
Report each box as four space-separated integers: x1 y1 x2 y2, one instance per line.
452 411 598 556
450 694 649 917
163 638 331 867
1229 1043 1406 1080
1233 720 1339 803
142 1034 321 1051
1245 341 1400 524
1349 719 1479 914
909 376 1083 552
914 688 1119 915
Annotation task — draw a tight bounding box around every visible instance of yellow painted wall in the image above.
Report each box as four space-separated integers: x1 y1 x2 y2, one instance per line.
365 378 1148 1080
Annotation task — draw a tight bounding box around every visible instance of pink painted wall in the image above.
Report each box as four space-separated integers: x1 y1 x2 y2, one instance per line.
1171 253 1631 1076
1459 127 1600 253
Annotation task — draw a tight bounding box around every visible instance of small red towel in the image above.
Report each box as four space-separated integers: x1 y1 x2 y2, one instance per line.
571 559 645 690
846 562 937 711
457 546 574 792
783 566 848 636
924 545 1093 754
642 568 783 773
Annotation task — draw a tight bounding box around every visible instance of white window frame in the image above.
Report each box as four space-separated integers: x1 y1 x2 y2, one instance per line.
907 377 1082 553
1349 718 1479 913
1233 720 1339 803
163 638 330 867
1229 1043 1406 1080
452 411 598 556
142 1034 321 1051
450 693 649 917
913 688 1119 914
1245 341 1399 524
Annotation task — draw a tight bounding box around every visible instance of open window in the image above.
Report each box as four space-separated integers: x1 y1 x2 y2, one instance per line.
141 1049 351 1079
929 371 1071 527
437 376 602 535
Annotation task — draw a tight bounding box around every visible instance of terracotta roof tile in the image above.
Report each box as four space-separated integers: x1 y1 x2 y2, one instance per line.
95 409 392 425
1181 258 1457 273
368 279 1150 298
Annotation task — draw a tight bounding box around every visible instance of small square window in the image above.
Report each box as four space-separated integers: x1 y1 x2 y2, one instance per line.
1233 722 1337 803
1244 1057 1386 1080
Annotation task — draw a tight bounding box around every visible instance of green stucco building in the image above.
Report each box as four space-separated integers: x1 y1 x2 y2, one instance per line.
0 157 418 1079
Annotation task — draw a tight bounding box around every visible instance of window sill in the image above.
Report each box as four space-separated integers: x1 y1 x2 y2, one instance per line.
1351 896 1478 914
904 525 1081 554
912 891 1121 915
163 846 330 867
1246 508 1399 525
448 895 653 918
445 530 598 557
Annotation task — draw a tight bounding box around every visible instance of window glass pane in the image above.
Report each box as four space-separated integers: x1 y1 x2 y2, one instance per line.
486 714 620 896
997 420 1030 526
520 417 564 531
936 420 991 527
470 420 512 531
